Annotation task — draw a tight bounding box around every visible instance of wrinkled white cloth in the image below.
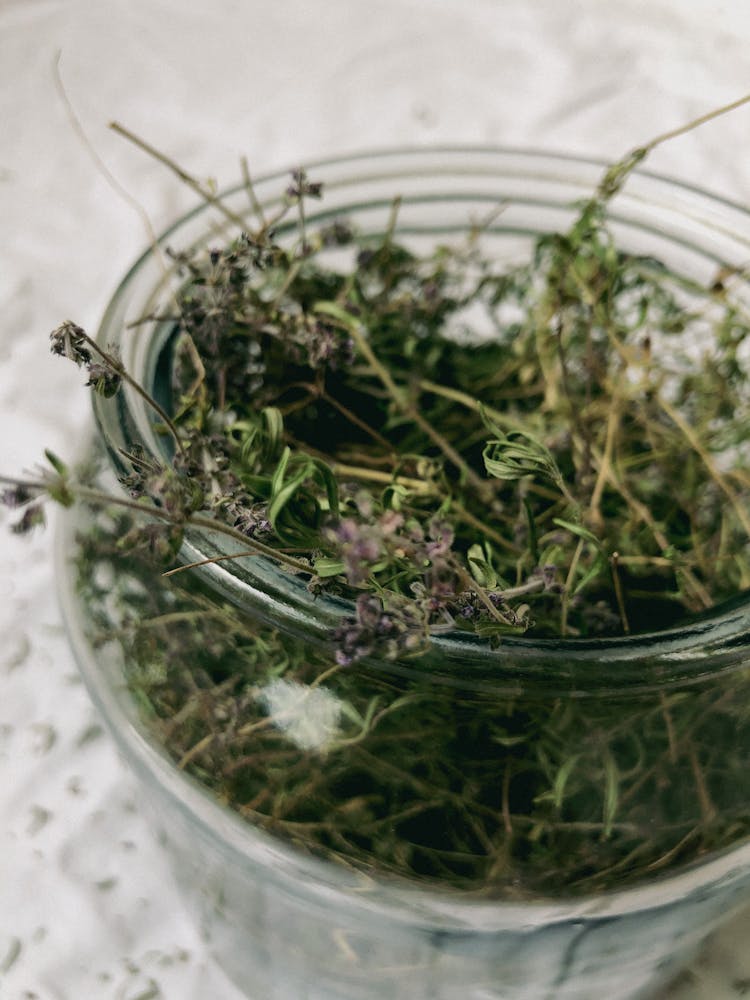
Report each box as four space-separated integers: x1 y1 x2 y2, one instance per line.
3 1 750 997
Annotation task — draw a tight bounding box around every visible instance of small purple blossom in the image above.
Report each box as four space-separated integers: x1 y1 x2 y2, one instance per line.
331 517 383 586
288 316 354 371
2 485 38 508
425 516 454 558
378 509 404 536
333 593 427 666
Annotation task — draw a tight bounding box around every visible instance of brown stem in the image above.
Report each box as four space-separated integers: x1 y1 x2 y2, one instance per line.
316 303 492 496
657 394 750 540
109 121 249 231
69 483 313 573
81 331 185 454
610 552 630 634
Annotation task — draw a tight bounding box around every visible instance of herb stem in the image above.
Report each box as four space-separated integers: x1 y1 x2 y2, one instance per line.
593 453 714 611
316 303 492 495
641 92 750 158
560 537 585 636
329 462 433 494
61 482 313 573
587 380 621 531
688 745 717 824
657 394 750 540
449 499 519 554
610 552 630 634
81 331 186 455
109 121 249 231
240 155 268 230
320 390 396 455
417 378 520 431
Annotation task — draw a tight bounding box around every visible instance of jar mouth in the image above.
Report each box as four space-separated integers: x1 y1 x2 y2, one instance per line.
91 146 750 695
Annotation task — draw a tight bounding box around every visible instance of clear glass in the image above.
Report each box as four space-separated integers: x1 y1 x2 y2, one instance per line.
57 149 750 1000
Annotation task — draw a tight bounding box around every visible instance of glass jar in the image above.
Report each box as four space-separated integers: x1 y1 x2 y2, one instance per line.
57 149 750 1000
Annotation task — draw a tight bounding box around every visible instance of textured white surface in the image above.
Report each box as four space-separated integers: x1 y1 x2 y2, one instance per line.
3 2 750 997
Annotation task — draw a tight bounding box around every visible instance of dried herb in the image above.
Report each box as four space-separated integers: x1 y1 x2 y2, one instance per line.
5 98 750 896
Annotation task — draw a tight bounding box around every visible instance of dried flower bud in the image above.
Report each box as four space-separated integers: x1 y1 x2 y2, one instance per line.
2 484 38 508
425 516 454 558
10 503 45 535
286 168 323 200
50 321 92 366
117 522 183 564
86 361 122 398
333 593 427 666
320 220 354 247
228 500 271 538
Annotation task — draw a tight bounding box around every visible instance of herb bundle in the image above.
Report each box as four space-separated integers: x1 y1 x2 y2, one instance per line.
5 103 750 897
161 190 750 648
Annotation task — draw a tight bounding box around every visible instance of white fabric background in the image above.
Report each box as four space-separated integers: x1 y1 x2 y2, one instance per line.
3 1 750 997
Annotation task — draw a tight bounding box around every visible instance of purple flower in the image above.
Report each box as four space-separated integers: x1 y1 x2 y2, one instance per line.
425 516 454 558
333 593 427 666
2 485 38 508
331 518 384 586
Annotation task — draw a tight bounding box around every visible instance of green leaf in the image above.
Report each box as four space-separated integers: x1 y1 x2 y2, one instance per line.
552 518 603 549
491 733 527 748
262 406 284 456
268 447 339 545
467 542 499 589
313 300 360 332
313 556 345 578
602 750 620 839
483 430 565 492
44 449 68 476
382 483 411 510
308 457 340 517
239 473 272 498
44 450 75 507
552 754 580 809
269 471 313 536
236 408 285 469
573 553 608 596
